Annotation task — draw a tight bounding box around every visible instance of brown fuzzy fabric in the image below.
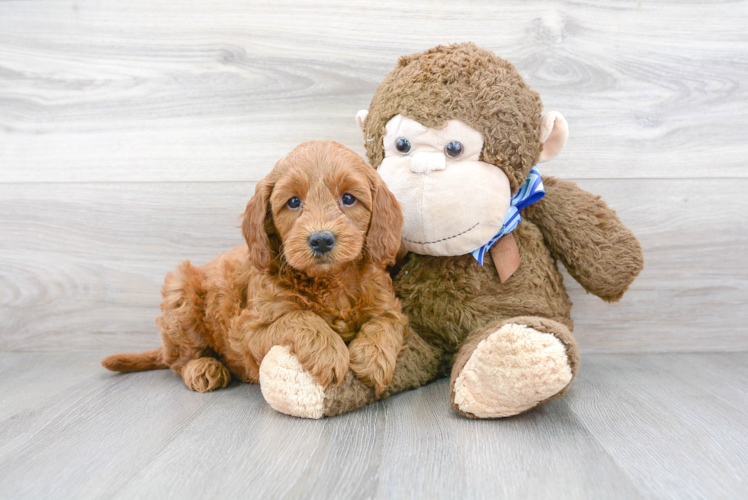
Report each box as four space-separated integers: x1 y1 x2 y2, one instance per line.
323 370 375 417
394 222 574 354
523 176 645 302
321 219 580 417
323 327 446 417
363 42 543 193
317 43 644 419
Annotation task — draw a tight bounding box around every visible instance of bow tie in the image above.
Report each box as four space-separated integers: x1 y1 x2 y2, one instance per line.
471 166 545 265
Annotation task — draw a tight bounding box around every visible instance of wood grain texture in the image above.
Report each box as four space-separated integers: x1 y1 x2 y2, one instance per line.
0 0 746 182
568 353 748 499
0 366 217 498
1 179 746 352
0 352 746 499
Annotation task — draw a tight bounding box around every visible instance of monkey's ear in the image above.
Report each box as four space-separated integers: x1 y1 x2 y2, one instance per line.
356 109 369 132
538 112 569 163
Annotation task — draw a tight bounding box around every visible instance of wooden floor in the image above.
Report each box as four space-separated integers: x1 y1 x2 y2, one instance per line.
0 352 745 500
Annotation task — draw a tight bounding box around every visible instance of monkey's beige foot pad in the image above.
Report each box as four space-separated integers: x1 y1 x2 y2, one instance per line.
451 323 572 418
259 345 326 419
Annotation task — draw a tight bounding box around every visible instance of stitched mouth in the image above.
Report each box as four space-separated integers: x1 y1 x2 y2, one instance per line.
402 222 480 245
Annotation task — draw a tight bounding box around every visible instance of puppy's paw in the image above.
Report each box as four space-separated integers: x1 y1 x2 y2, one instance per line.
181 357 231 393
291 335 349 389
260 345 325 419
349 337 397 395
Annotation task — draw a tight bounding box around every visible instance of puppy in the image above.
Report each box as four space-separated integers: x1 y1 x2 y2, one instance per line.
103 141 407 395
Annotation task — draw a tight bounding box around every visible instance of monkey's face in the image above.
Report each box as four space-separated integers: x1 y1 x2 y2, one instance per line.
377 114 512 256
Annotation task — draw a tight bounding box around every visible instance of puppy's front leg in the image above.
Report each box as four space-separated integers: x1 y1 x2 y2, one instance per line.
249 310 349 388
349 310 407 395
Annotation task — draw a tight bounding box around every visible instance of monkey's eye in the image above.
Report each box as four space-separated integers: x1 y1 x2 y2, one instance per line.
395 137 412 155
341 193 357 206
286 197 301 209
444 141 464 159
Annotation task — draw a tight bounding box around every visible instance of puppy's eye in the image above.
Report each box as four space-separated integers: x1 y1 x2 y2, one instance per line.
445 141 464 159
341 193 357 206
286 197 301 209
395 137 411 155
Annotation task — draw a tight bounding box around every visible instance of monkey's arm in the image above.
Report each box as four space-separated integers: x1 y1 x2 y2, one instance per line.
523 176 644 302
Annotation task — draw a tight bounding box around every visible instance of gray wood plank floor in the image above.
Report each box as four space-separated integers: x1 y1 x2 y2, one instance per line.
0 352 745 500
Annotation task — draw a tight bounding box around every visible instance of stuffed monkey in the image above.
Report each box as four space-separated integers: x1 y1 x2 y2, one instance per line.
259 43 644 419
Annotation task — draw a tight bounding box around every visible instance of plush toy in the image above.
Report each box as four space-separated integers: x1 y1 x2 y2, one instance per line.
258 43 644 419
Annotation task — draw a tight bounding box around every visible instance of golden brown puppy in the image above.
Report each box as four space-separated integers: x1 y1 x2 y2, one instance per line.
102 141 407 395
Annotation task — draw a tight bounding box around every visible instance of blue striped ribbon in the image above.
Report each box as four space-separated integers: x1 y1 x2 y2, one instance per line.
470 166 545 265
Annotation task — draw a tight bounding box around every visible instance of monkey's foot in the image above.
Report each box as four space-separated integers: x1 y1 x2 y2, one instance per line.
259 345 326 419
450 322 573 418
260 346 376 419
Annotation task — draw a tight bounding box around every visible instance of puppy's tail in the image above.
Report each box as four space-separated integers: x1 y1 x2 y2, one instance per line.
102 348 168 373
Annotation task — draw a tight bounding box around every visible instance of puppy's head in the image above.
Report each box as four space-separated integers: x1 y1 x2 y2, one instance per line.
242 141 402 276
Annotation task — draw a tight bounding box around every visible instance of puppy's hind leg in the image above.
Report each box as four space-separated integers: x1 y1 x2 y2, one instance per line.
157 261 231 393
180 357 231 393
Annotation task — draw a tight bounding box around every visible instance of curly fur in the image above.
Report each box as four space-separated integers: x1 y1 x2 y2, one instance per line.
102 141 407 395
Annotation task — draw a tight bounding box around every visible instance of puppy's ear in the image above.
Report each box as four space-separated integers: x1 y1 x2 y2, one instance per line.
366 174 403 267
242 178 275 270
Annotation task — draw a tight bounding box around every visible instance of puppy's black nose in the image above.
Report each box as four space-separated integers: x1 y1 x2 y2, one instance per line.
308 231 336 254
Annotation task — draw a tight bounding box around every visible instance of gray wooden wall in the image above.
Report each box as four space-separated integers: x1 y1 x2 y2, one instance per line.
1 0 746 353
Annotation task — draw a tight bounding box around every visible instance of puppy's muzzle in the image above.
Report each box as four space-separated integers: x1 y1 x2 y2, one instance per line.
308 231 336 255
